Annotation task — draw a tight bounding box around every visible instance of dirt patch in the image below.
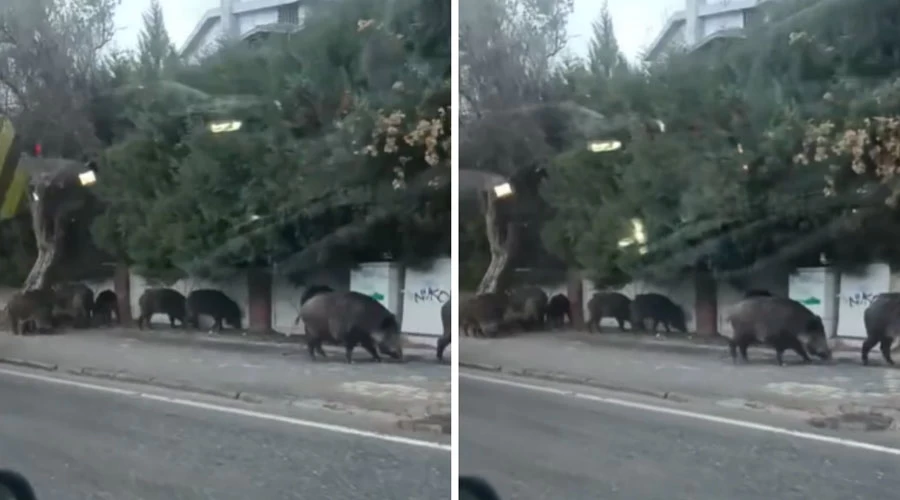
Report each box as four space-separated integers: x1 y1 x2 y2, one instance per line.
808 411 896 432
398 413 451 435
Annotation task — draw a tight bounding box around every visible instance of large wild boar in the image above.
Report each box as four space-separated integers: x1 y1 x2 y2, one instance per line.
300 284 334 305
298 291 404 364
460 292 508 337
862 293 900 365
726 296 832 366
545 294 570 329
506 286 548 331
137 288 187 329
586 292 632 333
52 283 94 328
630 293 687 334
186 289 242 331
437 298 451 362
92 289 119 326
7 289 55 335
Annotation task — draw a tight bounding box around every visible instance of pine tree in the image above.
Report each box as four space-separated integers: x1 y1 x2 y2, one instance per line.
136 0 179 81
587 2 627 79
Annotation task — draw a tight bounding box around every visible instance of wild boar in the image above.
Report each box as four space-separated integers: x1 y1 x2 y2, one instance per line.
725 296 832 366
630 293 687 334
586 292 632 333
298 291 403 363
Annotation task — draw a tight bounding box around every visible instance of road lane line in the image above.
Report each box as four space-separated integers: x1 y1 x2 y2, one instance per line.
0 367 450 452
461 371 900 457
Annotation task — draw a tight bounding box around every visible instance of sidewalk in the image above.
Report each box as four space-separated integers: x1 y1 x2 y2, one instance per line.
0 328 451 434
459 331 900 421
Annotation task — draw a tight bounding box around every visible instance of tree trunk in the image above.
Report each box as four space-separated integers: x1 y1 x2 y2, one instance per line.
566 269 584 329
22 192 65 290
476 192 518 294
694 268 719 336
114 262 132 326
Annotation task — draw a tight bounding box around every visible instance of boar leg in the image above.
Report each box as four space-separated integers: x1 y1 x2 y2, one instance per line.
788 337 812 363
359 334 382 363
343 338 358 364
880 337 894 365
738 341 750 362
728 341 738 363
437 335 451 361
861 337 879 365
306 331 326 360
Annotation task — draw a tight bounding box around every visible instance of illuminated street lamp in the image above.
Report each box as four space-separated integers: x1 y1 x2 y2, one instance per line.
493 182 514 198
587 119 665 154
587 140 623 153
208 120 243 133
78 170 97 186
618 218 648 255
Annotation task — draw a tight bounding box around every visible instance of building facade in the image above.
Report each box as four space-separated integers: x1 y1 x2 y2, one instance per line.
180 0 309 62
643 0 773 62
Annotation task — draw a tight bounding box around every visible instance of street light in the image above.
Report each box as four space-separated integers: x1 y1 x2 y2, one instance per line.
78 170 97 186
208 120 242 133
586 119 666 154
618 218 648 254
587 140 623 153
493 182 514 198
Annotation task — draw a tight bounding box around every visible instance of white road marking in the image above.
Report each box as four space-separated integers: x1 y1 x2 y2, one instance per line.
462 371 900 456
0 367 450 452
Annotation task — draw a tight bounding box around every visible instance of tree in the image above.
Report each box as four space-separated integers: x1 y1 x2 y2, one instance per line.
92 0 450 282
136 0 179 82
586 2 627 80
540 0 900 287
459 0 574 293
0 0 120 289
538 4 640 285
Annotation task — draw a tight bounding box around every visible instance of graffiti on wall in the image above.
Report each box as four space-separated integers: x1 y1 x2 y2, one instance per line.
412 286 449 304
845 291 877 309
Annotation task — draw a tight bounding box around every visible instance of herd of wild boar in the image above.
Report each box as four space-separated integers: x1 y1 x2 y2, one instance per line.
5 284 245 335
459 287 688 338
7 283 119 334
4 281 455 366
460 285 900 368
12 279 900 368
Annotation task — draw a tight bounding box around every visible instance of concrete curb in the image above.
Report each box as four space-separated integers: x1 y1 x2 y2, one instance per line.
0 357 58 372
460 361 690 403
72 366 246 401
396 414 451 435
545 334 864 359
0 356 449 436
127 329 438 352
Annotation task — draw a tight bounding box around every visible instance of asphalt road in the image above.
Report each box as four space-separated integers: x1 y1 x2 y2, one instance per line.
0 370 450 500
460 373 899 500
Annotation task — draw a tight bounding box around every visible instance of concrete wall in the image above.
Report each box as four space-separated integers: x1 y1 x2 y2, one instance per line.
237 8 277 35
271 268 350 335
700 10 745 38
